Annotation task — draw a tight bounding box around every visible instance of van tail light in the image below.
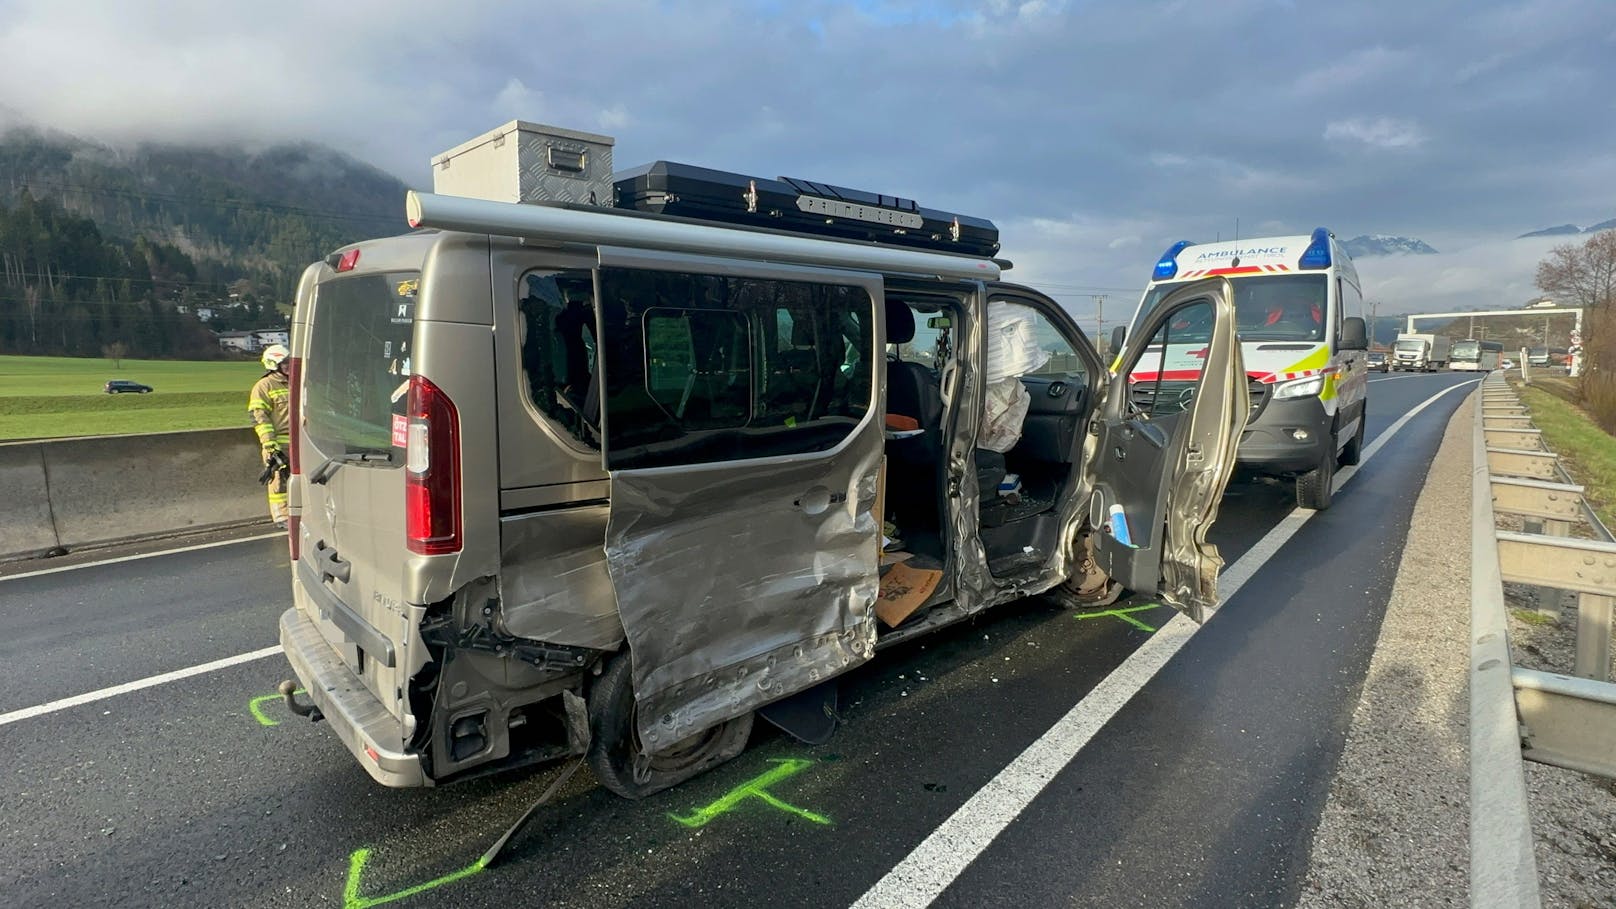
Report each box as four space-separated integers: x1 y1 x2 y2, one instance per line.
287 515 301 561
405 375 462 555
287 357 302 476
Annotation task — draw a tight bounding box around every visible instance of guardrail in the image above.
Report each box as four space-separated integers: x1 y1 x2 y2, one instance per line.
1471 373 1616 908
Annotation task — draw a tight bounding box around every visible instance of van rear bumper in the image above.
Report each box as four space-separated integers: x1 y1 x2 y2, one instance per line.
278 607 428 787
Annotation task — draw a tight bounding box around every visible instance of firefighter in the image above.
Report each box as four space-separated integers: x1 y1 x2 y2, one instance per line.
250 344 292 526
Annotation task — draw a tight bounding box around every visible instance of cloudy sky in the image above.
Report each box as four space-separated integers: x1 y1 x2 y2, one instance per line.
1 0 1612 326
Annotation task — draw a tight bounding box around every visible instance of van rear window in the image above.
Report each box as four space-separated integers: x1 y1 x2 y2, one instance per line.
303 270 419 461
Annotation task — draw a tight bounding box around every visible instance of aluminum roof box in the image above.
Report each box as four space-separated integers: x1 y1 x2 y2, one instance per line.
431 120 615 207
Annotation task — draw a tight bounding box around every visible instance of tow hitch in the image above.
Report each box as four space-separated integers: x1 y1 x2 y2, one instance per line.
279 680 323 723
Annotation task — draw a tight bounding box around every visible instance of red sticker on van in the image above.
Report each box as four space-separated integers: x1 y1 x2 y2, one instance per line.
392 414 409 448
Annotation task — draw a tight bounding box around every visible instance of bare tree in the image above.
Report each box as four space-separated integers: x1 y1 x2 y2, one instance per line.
1535 229 1616 311
1538 230 1616 423
102 340 129 369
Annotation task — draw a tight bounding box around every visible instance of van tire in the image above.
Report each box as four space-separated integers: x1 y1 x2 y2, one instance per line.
586 651 753 800
1338 408 1365 467
1296 444 1336 510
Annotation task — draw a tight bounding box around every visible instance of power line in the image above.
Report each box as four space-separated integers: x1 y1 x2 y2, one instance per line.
7 180 404 226
1 270 244 289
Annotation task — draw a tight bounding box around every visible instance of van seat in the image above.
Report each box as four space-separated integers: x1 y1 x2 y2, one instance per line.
886 300 941 447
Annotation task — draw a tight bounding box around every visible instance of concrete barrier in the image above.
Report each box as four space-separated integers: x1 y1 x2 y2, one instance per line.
0 428 266 561
0 442 59 558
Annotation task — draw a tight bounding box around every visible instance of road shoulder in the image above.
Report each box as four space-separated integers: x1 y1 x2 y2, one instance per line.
1296 394 1473 907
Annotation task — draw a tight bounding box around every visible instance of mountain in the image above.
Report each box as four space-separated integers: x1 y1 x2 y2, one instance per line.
1518 220 1616 238
0 127 412 294
1340 235 1439 257
0 127 414 358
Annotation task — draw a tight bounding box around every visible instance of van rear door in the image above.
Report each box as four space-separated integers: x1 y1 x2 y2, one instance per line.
1090 278 1246 621
591 249 885 751
296 268 419 722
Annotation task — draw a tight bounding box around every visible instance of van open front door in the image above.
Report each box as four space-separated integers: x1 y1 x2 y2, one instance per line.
592 248 886 751
1091 278 1247 622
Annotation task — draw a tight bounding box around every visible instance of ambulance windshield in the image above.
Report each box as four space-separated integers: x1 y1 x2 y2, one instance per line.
1138 274 1327 343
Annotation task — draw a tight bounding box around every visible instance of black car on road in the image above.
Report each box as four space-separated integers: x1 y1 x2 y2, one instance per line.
1366 351 1389 373
104 380 153 394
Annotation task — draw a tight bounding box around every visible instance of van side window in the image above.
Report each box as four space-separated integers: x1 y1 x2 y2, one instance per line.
518 270 600 445
982 300 1085 378
644 308 751 428
598 267 875 470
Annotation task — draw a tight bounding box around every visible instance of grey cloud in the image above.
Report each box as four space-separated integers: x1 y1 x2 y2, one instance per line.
0 0 1611 318
1323 117 1426 150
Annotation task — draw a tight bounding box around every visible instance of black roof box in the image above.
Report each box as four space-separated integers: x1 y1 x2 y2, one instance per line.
613 161 999 258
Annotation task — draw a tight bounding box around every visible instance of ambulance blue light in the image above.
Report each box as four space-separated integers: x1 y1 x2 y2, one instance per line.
1298 228 1332 269
1153 241 1191 280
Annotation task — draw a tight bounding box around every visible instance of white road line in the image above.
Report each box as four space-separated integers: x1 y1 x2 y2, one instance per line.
0 645 285 728
0 532 284 583
852 378 1481 909
1368 373 1448 382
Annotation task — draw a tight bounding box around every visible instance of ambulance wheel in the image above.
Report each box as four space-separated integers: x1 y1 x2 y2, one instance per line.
1296 444 1336 510
586 651 753 800
1338 409 1365 467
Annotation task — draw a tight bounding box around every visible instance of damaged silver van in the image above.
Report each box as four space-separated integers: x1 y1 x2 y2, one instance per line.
277 122 1248 796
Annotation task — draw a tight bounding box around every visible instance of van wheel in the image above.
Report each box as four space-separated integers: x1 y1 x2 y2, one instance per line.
1296 444 1336 510
1338 409 1366 467
586 651 752 800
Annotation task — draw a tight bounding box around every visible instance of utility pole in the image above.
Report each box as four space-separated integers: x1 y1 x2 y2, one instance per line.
1092 294 1108 354
1368 300 1380 348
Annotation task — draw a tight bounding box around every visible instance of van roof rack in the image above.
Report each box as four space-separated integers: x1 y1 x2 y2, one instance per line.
406 190 1006 283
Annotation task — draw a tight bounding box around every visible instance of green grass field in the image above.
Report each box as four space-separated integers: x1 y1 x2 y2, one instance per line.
0 355 265 440
1513 380 1616 532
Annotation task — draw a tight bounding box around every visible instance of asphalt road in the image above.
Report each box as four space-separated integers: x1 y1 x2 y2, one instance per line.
0 371 1480 909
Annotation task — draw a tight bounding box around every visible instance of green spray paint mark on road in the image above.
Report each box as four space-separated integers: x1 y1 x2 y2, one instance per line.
248 688 304 727
1072 603 1171 632
343 847 487 909
669 757 830 829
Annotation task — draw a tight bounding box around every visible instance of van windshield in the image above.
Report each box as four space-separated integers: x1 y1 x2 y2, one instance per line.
1137 274 1328 343
303 270 419 462
1396 339 1426 352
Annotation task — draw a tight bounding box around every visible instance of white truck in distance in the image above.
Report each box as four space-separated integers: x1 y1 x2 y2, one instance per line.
1392 333 1450 372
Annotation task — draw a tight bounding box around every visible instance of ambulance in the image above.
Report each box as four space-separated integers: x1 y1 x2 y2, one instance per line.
1117 229 1369 510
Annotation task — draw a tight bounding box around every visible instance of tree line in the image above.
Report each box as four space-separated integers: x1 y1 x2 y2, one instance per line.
0 192 292 359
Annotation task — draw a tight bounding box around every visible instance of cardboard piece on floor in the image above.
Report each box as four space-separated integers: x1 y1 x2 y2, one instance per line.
876 562 943 628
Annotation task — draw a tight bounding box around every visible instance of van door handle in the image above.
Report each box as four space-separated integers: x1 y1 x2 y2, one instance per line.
793 487 846 515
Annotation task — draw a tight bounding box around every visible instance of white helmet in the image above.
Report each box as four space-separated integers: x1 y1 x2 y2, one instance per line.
261 343 290 370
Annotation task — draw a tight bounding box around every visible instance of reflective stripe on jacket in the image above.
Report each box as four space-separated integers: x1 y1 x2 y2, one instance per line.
249 370 291 448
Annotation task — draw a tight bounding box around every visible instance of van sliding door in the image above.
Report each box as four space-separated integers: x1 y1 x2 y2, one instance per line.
592 247 886 749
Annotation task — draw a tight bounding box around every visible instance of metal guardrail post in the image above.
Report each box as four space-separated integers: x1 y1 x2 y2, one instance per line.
1489 477 1586 524
1469 393 1543 909
1579 595 1614 682
1486 448 1559 480
1482 429 1544 451
1512 668 1616 778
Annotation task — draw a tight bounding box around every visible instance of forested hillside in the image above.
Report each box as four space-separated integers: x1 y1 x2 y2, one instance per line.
0 128 412 358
